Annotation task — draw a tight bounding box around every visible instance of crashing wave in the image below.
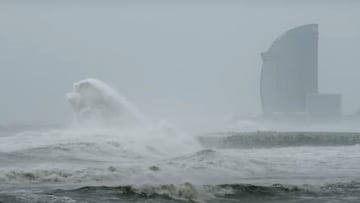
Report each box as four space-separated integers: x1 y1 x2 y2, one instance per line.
48 183 201 202
25 181 360 203
0 191 76 203
2 182 360 203
66 78 145 127
0 166 139 184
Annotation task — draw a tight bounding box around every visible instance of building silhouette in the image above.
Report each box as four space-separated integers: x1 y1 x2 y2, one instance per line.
260 24 341 118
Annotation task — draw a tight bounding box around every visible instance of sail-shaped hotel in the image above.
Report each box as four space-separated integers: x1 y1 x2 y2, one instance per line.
260 24 341 118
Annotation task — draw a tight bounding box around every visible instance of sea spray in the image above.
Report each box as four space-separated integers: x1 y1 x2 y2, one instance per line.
0 79 201 180
66 78 147 128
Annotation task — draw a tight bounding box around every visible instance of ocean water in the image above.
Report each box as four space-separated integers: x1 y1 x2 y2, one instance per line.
1 79 359 203
1 129 360 203
0 129 360 202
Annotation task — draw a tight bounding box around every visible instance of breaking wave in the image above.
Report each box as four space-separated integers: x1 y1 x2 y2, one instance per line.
0 78 202 186
2 78 360 202
0 167 137 184
60 183 201 202
66 78 146 128
1 181 357 203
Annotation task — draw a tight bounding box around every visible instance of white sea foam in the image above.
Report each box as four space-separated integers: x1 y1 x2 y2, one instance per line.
0 79 201 182
1 78 360 195
66 78 147 128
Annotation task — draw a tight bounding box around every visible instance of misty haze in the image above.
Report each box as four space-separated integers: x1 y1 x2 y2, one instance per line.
0 1 360 203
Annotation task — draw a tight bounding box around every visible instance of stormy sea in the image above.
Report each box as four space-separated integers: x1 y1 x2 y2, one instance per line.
1 79 359 203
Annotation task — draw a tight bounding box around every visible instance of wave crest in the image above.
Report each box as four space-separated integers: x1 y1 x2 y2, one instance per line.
66 78 145 127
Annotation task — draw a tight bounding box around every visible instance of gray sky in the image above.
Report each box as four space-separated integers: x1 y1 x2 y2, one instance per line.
0 1 359 126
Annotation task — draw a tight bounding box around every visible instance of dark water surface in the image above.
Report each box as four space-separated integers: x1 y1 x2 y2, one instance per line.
1 182 360 203
1 131 360 203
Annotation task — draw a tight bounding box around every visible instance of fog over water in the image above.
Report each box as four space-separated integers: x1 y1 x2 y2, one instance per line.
1 2 360 202
0 1 359 131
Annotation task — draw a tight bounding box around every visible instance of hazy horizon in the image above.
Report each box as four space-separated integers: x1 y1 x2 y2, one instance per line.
2 2 360 202
0 1 359 128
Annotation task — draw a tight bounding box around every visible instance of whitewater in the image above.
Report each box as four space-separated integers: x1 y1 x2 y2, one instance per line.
0 79 360 203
